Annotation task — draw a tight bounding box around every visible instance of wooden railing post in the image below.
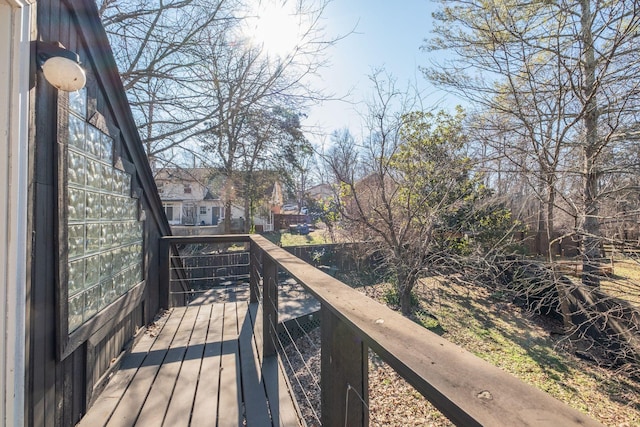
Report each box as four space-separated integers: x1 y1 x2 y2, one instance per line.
158 238 170 309
249 241 261 303
321 306 369 427
262 255 278 357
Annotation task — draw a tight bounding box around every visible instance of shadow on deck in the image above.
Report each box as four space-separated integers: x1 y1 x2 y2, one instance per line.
78 302 302 426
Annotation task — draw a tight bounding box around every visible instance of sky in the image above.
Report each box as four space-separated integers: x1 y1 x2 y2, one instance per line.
304 0 461 146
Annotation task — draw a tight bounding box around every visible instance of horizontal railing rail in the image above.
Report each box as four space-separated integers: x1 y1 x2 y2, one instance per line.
160 234 603 427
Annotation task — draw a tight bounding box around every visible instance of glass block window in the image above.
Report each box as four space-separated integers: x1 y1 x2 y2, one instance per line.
65 89 144 333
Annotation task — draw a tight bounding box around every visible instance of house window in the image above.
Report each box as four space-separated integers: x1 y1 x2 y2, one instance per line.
200 206 207 215
63 88 144 333
184 185 191 194
183 203 196 224
164 204 174 220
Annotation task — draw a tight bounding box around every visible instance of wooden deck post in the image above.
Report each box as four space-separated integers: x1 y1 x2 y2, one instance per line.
158 238 170 309
262 255 278 357
321 306 369 427
249 241 261 303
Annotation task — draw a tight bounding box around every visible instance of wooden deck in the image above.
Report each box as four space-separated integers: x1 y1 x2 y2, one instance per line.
78 302 302 427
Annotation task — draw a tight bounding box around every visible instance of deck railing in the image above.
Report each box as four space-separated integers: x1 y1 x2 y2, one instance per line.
160 234 602 427
163 238 250 306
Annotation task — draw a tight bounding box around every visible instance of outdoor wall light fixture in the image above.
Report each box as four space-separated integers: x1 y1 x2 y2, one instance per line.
37 42 86 92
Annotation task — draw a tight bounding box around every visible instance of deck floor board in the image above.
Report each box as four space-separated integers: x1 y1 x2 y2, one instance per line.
217 303 241 427
136 305 199 426
239 303 271 426
105 307 186 427
163 305 211 427
190 304 224 427
78 302 301 427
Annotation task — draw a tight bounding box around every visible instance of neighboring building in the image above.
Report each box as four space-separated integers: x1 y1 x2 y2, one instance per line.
157 167 282 231
307 182 334 202
269 180 285 214
155 168 224 226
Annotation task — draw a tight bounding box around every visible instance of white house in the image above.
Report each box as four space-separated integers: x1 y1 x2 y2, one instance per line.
155 168 225 226
156 168 281 231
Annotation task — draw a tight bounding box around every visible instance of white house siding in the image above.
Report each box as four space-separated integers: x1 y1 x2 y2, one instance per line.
196 202 222 225
156 169 225 226
0 1 32 425
162 202 182 225
163 201 224 226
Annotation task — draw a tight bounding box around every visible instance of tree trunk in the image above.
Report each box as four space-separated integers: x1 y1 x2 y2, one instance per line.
146 95 155 166
546 177 556 259
400 288 413 316
536 199 545 256
536 178 546 256
580 0 601 288
582 165 601 287
242 171 255 233
546 178 573 330
397 268 417 316
243 193 251 233
224 201 232 234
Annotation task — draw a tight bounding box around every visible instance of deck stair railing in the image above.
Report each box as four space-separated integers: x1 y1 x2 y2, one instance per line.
160 234 603 427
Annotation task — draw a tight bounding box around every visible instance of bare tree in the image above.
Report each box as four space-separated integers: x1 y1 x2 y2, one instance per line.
423 1 640 368
98 0 238 168
425 0 640 287
326 72 512 314
238 108 310 232
326 128 359 185
189 0 337 232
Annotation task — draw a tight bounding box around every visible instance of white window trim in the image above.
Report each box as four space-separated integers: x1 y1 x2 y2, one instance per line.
0 1 33 425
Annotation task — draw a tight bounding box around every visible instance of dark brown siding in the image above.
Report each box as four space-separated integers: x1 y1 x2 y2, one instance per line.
27 1 170 426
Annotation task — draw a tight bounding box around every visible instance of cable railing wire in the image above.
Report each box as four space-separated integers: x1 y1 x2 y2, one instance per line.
169 272 250 282
291 315 321 353
168 244 252 305
267 312 321 425
345 383 369 427
275 303 320 386
260 271 322 425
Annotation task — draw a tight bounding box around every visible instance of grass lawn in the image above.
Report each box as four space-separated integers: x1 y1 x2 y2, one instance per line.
262 229 332 246
600 259 640 307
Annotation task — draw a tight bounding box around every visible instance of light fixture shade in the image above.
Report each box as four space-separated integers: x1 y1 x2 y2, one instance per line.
37 42 87 92
42 56 86 92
